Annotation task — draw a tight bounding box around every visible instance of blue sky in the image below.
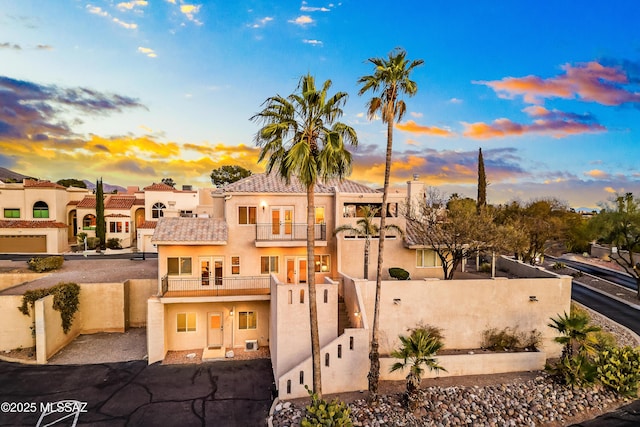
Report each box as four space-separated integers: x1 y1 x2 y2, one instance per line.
1 1 639 209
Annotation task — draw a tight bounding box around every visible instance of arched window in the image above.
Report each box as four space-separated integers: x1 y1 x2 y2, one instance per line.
152 202 166 219
83 214 96 230
33 201 49 218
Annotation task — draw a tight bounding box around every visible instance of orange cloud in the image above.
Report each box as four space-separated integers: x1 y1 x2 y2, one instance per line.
479 61 640 106
585 169 610 179
395 120 454 137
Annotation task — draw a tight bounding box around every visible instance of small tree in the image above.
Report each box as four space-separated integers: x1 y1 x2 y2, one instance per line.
210 165 253 187
333 205 402 280
95 178 106 250
161 177 176 188
548 311 601 361
390 327 446 409
477 147 487 213
56 178 87 188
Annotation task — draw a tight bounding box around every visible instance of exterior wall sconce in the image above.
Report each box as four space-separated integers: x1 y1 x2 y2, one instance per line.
229 309 234 316
354 311 360 317
393 298 401 305
529 296 538 302
261 201 267 212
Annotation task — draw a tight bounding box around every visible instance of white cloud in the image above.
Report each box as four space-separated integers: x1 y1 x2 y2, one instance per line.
113 17 138 29
448 98 463 104
180 4 202 24
251 16 273 28
289 15 313 25
117 1 148 10
410 112 423 118
303 39 323 46
86 5 108 17
137 46 157 58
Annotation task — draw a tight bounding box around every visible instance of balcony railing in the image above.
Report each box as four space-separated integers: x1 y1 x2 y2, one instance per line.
256 223 326 241
161 275 271 297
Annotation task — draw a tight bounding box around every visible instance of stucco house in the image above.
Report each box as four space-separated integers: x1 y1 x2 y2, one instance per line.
147 174 571 399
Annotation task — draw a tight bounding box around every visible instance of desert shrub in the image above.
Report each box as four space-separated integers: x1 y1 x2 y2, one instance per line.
571 271 584 278
389 267 410 280
86 237 100 250
479 262 492 273
482 327 520 351
593 330 618 351
521 329 543 351
19 282 80 334
301 386 352 427
552 261 566 270
107 238 122 249
595 346 640 396
546 354 596 387
27 256 64 273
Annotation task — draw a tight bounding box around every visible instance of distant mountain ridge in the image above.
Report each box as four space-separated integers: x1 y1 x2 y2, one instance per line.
82 180 127 193
0 167 126 192
0 167 33 182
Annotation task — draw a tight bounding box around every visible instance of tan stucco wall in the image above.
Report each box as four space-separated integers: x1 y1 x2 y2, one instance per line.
147 297 165 364
356 275 571 357
78 283 126 333
35 295 81 363
0 272 47 292
381 351 547 380
128 279 156 326
0 295 34 351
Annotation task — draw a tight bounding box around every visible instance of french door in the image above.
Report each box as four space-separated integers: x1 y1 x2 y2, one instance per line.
200 257 223 286
271 206 293 238
285 256 307 284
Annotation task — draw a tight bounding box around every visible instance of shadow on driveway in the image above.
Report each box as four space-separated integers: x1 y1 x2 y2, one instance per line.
0 358 275 426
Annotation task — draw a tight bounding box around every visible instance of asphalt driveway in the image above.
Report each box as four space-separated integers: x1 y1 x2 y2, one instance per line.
0 359 275 426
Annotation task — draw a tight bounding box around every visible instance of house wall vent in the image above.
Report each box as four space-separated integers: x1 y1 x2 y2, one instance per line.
245 339 258 351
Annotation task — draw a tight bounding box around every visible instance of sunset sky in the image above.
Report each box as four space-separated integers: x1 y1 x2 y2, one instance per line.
2 1 639 209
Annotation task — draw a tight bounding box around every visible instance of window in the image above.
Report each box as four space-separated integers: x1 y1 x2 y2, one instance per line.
342 203 398 218
33 201 49 218
231 256 240 275
177 313 196 332
152 202 166 219
260 256 278 274
168 257 192 275
238 311 256 329
180 210 193 218
314 255 330 273
416 249 442 267
82 214 96 229
4 208 20 219
109 222 123 233
125 222 129 233
238 206 257 224
315 207 325 224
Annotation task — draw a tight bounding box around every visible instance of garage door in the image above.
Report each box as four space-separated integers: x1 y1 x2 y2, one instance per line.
0 235 47 253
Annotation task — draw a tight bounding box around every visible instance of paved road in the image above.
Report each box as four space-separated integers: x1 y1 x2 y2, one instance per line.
0 359 274 427
562 259 637 292
571 284 640 334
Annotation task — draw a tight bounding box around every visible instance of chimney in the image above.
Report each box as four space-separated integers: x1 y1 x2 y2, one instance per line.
407 174 425 213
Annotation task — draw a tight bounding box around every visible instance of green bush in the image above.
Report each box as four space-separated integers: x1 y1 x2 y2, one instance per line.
595 346 640 396
86 237 100 250
389 267 410 280
76 232 87 244
301 386 352 427
481 327 541 351
107 238 122 249
27 256 64 273
19 282 80 334
552 261 566 270
479 262 492 273
546 354 596 387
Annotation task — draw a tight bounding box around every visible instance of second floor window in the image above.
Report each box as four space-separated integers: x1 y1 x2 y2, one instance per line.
314 255 330 273
4 208 20 219
231 256 240 274
238 206 257 224
33 201 49 218
152 202 166 219
168 257 192 275
260 256 278 274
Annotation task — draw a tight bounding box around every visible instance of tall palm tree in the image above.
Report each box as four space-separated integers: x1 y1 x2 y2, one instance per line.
358 48 424 402
333 205 403 280
390 327 446 409
251 74 358 398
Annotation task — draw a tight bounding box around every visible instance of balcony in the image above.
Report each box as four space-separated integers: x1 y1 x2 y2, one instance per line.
255 223 327 247
161 275 270 298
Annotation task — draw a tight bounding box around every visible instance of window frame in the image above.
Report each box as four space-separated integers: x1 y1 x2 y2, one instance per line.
3 208 20 219
152 202 166 219
238 206 257 225
82 214 96 230
416 249 442 268
33 201 49 219
314 255 330 273
231 256 240 275
167 256 193 276
176 312 196 332
238 311 257 330
260 256 279 274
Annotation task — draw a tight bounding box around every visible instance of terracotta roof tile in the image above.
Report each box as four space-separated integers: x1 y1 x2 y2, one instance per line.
105 213 130 218
138 221 157 229
105 195 136 209
152 217 227 244
133 199 145 206
221 173 379 194
143 182 176 192
0 220 67 229
76 196 97 208
24 179 66 189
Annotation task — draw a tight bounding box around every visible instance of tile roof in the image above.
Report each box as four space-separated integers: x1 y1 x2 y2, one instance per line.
220 173 379 194
143 182 176 192
137 221 157 229
133 199 145 206
0 220 67 229
76 196 97 208
105 213 130 218
105 195 136 209
24 179 66 189
152 217 227 244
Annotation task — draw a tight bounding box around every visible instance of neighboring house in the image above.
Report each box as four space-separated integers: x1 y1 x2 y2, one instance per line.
147 173 571 399
0 179 89 253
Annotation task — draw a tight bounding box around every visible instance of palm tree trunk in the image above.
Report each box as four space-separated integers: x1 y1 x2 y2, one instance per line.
307 183 322 398
364 238 370 280
368 119 393 403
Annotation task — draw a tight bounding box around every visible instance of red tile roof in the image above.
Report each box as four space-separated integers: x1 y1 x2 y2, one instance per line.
137 221 157 229
0 220 67 229
105 195 136 209
143 182 176 192
105 213 130 218
77 196 97 208
24 179 66 189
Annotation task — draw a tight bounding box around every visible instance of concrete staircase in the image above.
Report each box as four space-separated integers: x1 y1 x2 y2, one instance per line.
338 296 352 335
